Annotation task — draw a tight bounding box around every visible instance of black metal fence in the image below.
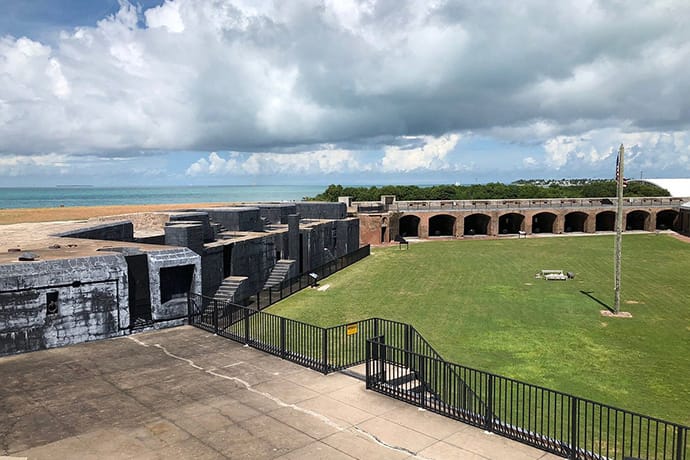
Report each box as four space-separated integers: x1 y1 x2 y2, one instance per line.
365 337 689 460
186 276 688 460
244 244 370 309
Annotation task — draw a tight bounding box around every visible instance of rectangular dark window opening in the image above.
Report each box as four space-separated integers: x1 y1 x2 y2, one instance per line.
46 292 59 315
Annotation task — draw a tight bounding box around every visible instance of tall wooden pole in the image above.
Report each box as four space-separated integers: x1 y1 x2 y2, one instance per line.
614 144 624 314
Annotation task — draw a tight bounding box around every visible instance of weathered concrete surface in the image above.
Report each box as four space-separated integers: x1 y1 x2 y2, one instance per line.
0 326 559 460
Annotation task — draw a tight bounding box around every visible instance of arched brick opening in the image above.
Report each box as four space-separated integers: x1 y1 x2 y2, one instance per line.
429 214 456 236
499 213 525 234
627 210 650 230
399 215 420 237
596 211 615 231
532 212 556 233
656 210 679 230
464 214 490 235
565 212 587 232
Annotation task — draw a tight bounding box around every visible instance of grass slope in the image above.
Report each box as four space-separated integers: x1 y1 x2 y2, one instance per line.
269 234 690 425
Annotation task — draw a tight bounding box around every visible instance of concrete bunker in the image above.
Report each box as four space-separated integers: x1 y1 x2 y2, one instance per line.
656 209 679 230
499 213 525 234
532 212 556 233
429 214 455 237
564 212 588 233
596 211 616 231
464 213 490 235
627 210 650 231
399 215 420 237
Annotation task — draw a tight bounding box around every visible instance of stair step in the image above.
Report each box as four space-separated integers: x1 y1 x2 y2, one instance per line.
387 372 416 387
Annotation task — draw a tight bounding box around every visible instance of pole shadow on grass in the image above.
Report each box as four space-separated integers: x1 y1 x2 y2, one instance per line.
580 290 614 313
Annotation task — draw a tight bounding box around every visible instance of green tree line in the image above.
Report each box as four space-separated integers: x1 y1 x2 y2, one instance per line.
307 181 670 202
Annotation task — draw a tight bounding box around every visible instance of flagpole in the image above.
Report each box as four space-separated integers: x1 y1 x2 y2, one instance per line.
614 144 624 314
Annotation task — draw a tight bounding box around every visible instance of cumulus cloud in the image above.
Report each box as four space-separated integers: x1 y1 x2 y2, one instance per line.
2 0 690 182
542 128 690 174
381 134 461 172
186 146 369 176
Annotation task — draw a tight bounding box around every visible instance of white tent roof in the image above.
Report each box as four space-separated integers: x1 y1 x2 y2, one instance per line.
634 179 690 198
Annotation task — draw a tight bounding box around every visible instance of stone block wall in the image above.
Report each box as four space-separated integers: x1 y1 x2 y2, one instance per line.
0 255 128 356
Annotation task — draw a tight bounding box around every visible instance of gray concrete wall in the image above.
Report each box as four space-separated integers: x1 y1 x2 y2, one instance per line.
202 208 263 232
54 221 134 242
228 235 278 294
165 223 204 255
296 202 347 219
0 255 128 356
257 204 297 224
169 212 214 242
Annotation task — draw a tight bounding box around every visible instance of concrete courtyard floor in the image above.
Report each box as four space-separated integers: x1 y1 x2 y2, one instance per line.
1 326 561 460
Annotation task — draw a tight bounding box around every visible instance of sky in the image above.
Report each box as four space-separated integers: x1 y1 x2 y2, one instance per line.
1 0 690 187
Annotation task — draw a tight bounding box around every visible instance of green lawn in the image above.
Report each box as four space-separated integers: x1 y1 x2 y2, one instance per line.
268 234 690 425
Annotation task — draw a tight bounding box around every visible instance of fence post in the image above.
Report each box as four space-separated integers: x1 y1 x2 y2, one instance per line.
419 353 426 409
280 317 286 359
365 339 371 389
380 337 386 382
187 292 192 325
322 328 328 374
404 324 412 369
213 300 218 334
485 374 494 432
569 396 579 460
243 308 250 344
374 318 379 338
676 426 686 460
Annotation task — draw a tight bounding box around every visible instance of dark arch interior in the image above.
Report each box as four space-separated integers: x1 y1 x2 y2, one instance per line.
596 212 615 231
564 212 587 232
464 214 490 235
499 213 525 234
627 211 649 230
429 215 455 236
531 213 556 233
398 215 420 237
656 210 679 230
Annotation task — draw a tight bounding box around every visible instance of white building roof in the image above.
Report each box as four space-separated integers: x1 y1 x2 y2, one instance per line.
634 178 690 198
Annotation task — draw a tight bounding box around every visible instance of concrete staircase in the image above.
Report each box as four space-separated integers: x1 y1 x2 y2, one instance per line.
262 259 295 290
212 276 248 304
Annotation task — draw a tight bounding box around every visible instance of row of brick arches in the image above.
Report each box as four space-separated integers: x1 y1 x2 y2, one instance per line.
398 209 680 238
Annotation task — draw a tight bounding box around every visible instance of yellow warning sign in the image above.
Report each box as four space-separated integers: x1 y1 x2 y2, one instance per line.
346 323 358 336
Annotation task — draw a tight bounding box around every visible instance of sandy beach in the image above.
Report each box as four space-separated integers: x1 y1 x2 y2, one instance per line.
0 202 233 226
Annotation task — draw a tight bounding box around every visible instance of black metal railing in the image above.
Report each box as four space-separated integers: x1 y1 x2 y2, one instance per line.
365 337 689 460
185 292 688 460
245 245 370 309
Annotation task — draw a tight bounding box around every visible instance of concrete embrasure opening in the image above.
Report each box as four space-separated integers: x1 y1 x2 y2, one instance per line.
464 213 490 235
398 215 420 237
429 214 455 236
532 212 556 233
564 212 587 232
656 209 679 230
499 213 525 234
626 210 649 231
596 211 615 231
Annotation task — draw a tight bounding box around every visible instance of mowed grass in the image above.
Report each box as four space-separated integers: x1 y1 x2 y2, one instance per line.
269 234 690 425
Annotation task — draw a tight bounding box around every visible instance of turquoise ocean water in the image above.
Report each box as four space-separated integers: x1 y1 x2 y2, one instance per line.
0 186 327 209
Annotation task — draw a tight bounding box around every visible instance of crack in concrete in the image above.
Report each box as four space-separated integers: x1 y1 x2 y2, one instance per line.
127 335 432 459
